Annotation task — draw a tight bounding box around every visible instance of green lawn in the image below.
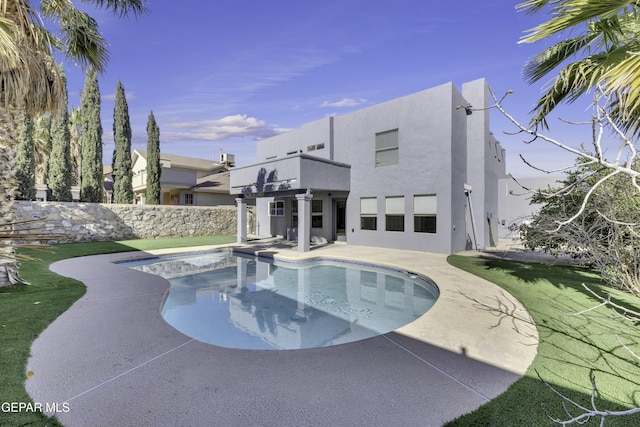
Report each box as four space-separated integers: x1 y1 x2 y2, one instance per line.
0 236 235 427
446 254 640 427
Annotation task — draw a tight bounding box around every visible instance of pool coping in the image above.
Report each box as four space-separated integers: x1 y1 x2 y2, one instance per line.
26 242 539 426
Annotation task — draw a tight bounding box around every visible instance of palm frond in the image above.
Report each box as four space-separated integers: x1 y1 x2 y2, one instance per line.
530 57 609 127
42 0 109 72
523 35 596 84
518 0 639 43
517 0 560 14
82 0 149 17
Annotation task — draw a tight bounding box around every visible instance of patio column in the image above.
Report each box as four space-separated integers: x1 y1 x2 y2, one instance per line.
296 192 312 252
236 198 247 244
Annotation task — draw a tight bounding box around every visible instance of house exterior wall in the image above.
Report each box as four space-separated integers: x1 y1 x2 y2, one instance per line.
131 152 233 207
159 168 197 189
256 117 333 161
497 175 562 240
334 82 469 253
230 155 350 195
131 155 146 175
462 79 506 249
232 78 504 254
194 192 237 206
450 89 471 252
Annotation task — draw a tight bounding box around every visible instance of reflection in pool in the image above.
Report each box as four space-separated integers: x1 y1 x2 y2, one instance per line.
121 251 439 350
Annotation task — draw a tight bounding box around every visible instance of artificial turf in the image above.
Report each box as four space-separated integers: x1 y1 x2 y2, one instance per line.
0 236 235 427
445 254 640 426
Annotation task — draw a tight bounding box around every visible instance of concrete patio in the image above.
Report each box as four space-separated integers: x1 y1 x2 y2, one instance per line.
26 242 538 426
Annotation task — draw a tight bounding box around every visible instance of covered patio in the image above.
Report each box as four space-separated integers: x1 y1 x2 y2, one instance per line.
230 153 351 252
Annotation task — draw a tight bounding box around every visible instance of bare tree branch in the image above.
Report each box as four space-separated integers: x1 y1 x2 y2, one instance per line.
488 88 640 182
538 369 640 425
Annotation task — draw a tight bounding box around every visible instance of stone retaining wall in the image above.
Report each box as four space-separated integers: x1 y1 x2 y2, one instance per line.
15 201 253 244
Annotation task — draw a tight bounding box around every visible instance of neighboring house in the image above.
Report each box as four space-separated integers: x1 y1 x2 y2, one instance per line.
131 150 235 206
35 184 49 201
231 78 506 254
497 174 563 241
103 165 114 203
35 185 80 202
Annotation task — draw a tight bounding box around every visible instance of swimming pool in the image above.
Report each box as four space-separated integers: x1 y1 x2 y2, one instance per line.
120 250 439 350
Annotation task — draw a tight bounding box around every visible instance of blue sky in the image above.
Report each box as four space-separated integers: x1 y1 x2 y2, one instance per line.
60 1 593 177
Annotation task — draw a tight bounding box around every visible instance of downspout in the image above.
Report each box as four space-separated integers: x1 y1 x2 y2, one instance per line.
464 184 479 251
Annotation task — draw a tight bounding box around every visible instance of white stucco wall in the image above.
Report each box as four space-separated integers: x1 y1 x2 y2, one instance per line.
497 175 562 240
232 78 504 254
334 82 469 253
462 79 506 250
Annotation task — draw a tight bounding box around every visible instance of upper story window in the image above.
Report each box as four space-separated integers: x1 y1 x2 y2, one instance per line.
307 143 325 152
184 193 194 205
375 129 399 168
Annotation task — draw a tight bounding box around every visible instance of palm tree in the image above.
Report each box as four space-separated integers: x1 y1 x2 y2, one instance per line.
0 0 146 285
518 0 640 135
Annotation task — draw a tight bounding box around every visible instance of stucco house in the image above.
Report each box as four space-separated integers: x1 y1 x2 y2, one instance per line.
103 166 114 203
131 150 236 206
230 78 506 254
497 174 563 242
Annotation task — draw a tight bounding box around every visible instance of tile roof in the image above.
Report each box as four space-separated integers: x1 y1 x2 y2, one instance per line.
193 170 230 193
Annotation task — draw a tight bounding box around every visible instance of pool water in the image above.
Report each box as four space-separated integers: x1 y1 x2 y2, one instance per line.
121 251 439 350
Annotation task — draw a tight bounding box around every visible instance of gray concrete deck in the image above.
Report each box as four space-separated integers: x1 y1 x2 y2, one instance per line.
26 242 538 426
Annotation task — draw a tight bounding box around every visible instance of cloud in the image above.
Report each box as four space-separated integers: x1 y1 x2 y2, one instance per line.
320 98 367 108
102 91 136 102
162 114 288 142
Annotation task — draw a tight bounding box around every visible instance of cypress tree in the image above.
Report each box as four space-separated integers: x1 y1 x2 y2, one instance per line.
35 115 52 186
16 111 37 200
146 111 161 205
112 80 133 204
80 68 104 203
69 107 82 186
48 71 73 202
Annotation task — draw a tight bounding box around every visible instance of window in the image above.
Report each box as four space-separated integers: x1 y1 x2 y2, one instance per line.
375 129 399 167
385 196 404 232
291 199 298 227
312 199 323 228
360 197 377 230
269 200 284 216
414 195 437 233
184 193 194 205
307 143 325 152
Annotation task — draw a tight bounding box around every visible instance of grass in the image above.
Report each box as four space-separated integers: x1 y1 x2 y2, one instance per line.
0 235 235 427
445 254 640 427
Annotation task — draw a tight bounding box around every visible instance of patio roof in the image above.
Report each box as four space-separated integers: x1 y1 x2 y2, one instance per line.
230 153 350 196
